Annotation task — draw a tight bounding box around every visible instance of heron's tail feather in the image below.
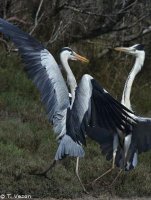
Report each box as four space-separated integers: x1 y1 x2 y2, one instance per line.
124 145 138 171
55 135 85 160
115 144 138 171
115 147 125 169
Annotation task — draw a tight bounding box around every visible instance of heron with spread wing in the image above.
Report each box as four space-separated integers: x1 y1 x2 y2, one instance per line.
92 44 151 185
0 18 135 192
114 44 151 171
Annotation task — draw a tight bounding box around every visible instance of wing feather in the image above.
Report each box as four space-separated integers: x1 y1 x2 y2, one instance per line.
0 18 70 137
132 117 151 153
67 74 135 145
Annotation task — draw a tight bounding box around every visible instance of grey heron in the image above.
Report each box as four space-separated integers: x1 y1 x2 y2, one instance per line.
0 18 135 192
114 44 151 171
92 44 150 184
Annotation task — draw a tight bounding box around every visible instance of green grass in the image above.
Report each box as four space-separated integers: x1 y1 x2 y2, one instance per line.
0 50 151 198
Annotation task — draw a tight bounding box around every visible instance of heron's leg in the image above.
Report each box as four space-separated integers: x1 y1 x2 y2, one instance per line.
75 157 88 194
110 169 123 186
92 135 119 184
31 160 57 180
92 149 117 185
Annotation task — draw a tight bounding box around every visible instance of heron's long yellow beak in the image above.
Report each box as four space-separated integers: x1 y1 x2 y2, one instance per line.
75 53 89 63
114 47 129 53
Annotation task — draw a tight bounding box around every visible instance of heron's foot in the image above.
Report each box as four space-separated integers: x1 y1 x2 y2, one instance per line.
75 157 89 194
110 169 122 186
92 167 113 186
29 170 51 180
32 172 51 180
83 188 89 194
81 183 89 194
76 173 89 194
79 183 89 194
30 160 56 180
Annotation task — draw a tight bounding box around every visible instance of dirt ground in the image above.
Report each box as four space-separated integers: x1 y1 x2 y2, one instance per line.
34 195 151 200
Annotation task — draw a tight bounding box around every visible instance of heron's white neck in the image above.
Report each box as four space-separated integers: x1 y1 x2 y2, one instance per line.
60 54 77 107
121 53 145 110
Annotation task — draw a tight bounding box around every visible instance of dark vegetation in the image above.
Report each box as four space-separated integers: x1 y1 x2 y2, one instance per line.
0 0 151 198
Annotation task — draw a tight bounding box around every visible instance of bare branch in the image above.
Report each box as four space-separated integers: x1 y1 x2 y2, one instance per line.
46 21 63 45
113 14 149 32
142 26 151 35
46 14 74 45
30 0 44 35
7 16 30 25
3 0 7 19
118 0 138 13
64 5 103 17
122 25 151 42
0 38 9 51
98 49 110 59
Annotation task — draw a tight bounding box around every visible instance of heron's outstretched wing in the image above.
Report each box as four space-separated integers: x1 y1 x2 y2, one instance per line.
87 126 114 160
67 74 135 145
0 18 70 137
115 117 151 171
132 117 151 153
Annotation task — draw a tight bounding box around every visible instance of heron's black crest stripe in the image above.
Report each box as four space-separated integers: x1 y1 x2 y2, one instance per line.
135 44 144 51
60 47 73 53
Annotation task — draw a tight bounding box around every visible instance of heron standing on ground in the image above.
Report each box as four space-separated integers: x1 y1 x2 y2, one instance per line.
92 44 151 184
0 18 135 192
114 44 151 171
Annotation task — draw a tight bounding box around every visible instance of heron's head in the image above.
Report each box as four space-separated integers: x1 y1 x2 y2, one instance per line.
60 47 89 63
114 44 145 57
